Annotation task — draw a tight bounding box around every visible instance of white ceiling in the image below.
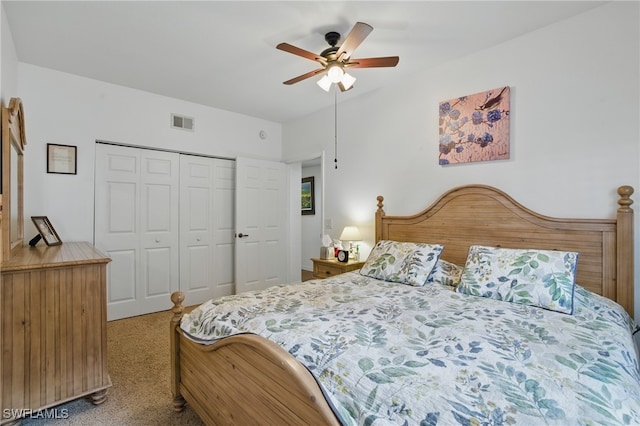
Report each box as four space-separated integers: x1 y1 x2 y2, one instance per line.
3 1 604 123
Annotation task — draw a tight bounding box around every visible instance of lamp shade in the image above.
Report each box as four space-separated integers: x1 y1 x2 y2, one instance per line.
340 226 362 241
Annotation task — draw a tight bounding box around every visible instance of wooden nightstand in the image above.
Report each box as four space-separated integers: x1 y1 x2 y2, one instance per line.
311 258 365 279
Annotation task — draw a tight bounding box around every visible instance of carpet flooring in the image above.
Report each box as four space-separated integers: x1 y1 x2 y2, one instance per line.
21 271 316 425
22 309 204 425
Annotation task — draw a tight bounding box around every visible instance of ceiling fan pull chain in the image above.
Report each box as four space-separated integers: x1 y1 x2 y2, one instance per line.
334 88 338 169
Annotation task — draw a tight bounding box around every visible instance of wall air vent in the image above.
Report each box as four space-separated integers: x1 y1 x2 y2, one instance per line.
171 114 194 131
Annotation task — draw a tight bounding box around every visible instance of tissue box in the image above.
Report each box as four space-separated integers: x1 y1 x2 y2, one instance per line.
320 246 334 259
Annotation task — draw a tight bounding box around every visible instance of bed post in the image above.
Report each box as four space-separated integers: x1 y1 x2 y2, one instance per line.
616 186 634 318
376 196 385 243
170 291 186 412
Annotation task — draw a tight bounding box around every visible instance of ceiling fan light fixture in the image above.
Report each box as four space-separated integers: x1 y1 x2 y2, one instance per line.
326 64 344 83
317 75 332 92
341 72 356 90
277 22 399 91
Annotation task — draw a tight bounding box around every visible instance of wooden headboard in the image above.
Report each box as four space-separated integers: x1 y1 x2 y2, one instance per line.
375 185 635 317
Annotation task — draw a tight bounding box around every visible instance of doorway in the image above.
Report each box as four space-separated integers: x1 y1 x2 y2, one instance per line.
300 155 323 279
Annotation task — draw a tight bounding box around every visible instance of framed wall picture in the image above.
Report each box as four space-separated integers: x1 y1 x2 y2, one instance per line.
47 143 77 174
438 86 510 165
301 176 315 215
31 216 62 246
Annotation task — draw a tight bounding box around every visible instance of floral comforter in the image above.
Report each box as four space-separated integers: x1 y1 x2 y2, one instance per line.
181 272 640 425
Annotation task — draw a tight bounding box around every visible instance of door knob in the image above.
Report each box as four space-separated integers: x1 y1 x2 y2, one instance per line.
237 233 249 238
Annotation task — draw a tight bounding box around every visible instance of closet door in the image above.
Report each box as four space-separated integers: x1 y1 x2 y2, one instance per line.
211 158 235 298
235 157 287 293
179 155 235 305
140 150 180 313
95 144 179 320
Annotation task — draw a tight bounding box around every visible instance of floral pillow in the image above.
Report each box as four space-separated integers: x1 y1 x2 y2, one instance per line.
426 259 463 287
456 245 579 314
360 240 443 286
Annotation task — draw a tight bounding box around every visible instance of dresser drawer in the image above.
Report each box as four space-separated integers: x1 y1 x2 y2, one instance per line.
314 263 345 278
311 258 365 279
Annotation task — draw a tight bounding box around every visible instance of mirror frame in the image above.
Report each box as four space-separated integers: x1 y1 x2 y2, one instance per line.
1 97 26 260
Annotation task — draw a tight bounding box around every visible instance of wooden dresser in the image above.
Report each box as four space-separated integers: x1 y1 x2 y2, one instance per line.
0 242 111 424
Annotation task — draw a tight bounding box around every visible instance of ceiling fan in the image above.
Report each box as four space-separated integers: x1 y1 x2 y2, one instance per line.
276 22 399 92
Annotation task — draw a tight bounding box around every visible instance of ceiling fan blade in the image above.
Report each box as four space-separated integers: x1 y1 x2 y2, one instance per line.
336 22 373 60
276 42 322 62
346 56 400 68
283 68 325 85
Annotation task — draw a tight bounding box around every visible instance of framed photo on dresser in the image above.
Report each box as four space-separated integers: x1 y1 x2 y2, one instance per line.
31 216 62 246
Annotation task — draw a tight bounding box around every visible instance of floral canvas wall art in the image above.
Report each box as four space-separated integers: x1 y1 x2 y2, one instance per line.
439 86 510 165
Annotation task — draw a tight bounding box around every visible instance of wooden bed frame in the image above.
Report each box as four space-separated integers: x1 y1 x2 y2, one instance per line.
170 184 634 425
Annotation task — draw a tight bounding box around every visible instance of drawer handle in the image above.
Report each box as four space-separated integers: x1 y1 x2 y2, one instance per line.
325 271 331 275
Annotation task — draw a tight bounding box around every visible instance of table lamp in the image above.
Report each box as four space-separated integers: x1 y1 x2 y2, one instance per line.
339 226 362 260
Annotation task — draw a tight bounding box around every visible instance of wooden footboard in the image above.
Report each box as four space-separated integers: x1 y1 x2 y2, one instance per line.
170 292 340 425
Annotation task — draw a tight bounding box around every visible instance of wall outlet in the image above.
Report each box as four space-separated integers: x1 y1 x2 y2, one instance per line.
325 218 332 230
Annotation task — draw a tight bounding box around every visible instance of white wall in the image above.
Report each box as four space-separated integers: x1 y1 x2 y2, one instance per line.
1 2 18 104
282 2 640 317
16 64 283 244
